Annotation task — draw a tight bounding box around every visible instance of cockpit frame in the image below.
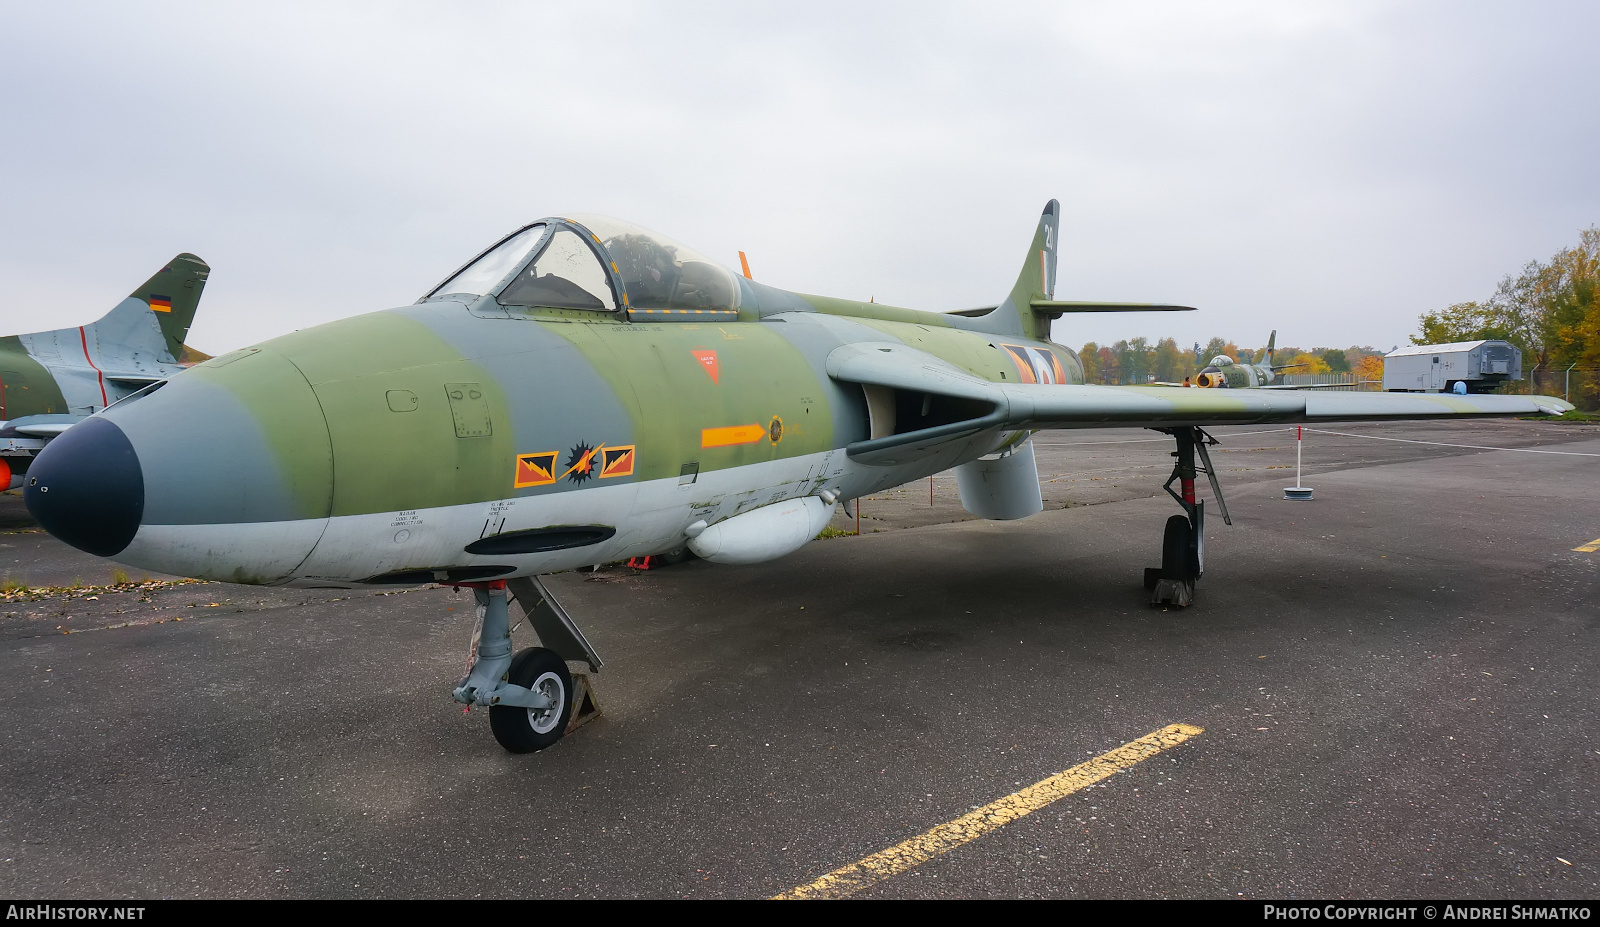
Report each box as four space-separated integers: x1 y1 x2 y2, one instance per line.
420 216 743 322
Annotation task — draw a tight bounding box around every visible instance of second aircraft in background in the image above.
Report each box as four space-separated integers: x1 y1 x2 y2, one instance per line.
0 254 209 488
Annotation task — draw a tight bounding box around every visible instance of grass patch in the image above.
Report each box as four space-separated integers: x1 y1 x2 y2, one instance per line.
815 525 858 540
1521 409 1600 423
111 568 129 585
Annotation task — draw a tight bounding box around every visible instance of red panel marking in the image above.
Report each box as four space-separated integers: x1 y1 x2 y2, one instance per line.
691 349 720 384
78 327 108 407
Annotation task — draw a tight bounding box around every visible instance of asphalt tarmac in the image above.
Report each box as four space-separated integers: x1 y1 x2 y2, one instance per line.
0 418 1596 899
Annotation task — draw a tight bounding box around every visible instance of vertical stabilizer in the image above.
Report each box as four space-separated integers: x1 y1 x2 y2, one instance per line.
125 254 209 361
971 200 1058 341
1261 330 1277 365
10 254 209 418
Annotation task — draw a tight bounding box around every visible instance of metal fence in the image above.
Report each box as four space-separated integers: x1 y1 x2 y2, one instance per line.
1276 372 1380 391
1527 365 1600 409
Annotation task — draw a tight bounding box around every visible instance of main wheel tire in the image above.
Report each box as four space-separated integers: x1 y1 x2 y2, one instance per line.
1160 514 1194 581
659 545 695 566
489 647 574 754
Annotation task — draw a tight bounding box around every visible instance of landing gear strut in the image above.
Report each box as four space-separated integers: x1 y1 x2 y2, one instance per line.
452 577 604 753
1144 426 1231 607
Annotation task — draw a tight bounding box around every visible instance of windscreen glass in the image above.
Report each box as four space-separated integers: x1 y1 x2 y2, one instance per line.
430 224 546 298
566 215 739 312
498 229 617 311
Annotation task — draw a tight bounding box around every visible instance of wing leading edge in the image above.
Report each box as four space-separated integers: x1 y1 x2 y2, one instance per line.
826 343 1574 465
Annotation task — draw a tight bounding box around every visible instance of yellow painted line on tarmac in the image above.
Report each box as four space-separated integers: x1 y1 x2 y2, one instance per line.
774 722 1204 900
1574 537 1600 553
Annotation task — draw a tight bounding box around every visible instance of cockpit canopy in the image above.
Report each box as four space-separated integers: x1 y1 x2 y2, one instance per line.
423 216 741 314
1209 355 1235 367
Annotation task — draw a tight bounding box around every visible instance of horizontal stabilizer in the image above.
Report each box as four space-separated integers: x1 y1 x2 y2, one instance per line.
948 300 1196 318
1030 300 1196 314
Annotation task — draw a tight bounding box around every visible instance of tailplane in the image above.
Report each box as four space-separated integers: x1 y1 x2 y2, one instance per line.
957 200 1194 341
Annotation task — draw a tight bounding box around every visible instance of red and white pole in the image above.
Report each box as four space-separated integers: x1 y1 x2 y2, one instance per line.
1296 425 1303 487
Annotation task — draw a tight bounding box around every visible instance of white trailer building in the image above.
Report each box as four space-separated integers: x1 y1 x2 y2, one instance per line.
1383 340 1522 394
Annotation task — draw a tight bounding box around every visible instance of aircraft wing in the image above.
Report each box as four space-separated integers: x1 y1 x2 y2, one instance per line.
10 422 76 437
828 343 1573 464
0 414 86 440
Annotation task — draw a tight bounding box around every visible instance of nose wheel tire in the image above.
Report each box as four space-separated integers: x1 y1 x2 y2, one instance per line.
489 647 574 753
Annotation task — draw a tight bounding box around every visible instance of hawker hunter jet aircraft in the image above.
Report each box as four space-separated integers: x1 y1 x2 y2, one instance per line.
0 254 208 488
23 204 1571 753
1189 331 1324 389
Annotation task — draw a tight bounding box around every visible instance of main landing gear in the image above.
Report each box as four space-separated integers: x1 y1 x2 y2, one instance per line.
452 577 604 753
1144 426 1232 607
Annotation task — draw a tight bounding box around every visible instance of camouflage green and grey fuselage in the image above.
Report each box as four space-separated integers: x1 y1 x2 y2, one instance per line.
94 257 1079 585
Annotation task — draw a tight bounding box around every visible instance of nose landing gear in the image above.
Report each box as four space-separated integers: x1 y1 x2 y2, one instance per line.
452 577 604 753
1144 426 1231 607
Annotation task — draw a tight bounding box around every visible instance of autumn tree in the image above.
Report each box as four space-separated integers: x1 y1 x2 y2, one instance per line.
1286 352 1331 375
1126 337 1153 384
1413 301 1517 347
1078 342 1100 383
1271 347 1304 367
1413 226 1599 406
1153 337 1189 382
1097 346 1119 385
1353 354 1385 384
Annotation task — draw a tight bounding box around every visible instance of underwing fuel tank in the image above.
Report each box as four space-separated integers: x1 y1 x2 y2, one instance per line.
954 439 1044 520
687 496 837 566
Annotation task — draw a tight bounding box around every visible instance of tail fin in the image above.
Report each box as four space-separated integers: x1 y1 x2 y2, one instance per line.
125 253 209 360
982 200 1058 341
66 253 210 368
959 202 1194 340
1261 330 1277 365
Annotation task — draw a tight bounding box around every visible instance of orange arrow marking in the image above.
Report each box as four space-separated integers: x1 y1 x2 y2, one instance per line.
701 424 765 448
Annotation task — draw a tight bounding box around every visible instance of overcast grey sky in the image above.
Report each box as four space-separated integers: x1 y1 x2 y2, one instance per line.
2 1 1596 356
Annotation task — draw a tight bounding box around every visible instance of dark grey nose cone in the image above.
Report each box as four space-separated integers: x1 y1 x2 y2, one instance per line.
25 416 144 557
